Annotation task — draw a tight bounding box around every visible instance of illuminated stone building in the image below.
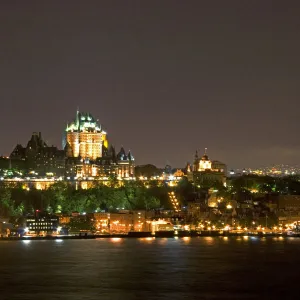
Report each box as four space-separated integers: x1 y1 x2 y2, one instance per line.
65 110 135 179
65 111 108 160
187 149 226 185
5 111 135 182
73 146 135 179
10 132 65 176
93 210 152 233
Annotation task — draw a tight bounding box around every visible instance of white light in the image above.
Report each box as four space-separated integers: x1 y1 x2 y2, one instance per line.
22 240 31 244
55 239 63 243
111 237 121 243
24 227 29 233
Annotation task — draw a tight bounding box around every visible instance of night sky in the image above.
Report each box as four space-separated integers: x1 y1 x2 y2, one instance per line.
1 1 299 169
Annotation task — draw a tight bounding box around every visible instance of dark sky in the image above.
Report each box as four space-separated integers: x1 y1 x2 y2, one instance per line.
1 1 300 169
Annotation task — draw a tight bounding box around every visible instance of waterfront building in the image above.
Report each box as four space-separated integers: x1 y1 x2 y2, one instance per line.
276 195 300 224
26 213 59 234
91 210 153 234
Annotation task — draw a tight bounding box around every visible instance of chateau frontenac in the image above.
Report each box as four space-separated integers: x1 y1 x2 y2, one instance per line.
8 110 135 179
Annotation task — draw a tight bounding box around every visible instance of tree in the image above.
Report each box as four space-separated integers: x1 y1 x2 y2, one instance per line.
134 164 162 178
175 177 194 204
107 174 119 188
0 188 13 217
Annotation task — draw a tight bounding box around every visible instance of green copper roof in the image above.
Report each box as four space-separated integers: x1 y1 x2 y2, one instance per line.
66 111 102 132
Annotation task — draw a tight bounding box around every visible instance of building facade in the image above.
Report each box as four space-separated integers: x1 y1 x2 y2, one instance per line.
187 149 226 185
26 213 59 234
10 132 66 176
5 110 135 182
65 111 108 160
65 110 135 179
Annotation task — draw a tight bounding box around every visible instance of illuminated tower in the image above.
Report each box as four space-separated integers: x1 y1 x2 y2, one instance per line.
65 110 108 160
198 148 212 171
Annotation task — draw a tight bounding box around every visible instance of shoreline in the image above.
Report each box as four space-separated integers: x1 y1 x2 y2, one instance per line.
0 231 297 241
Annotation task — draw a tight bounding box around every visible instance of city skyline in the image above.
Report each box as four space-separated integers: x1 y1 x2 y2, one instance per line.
1 1 300 168
3 118 300 172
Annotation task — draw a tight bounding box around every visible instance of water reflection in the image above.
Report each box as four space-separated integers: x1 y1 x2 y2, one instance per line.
203 236 214 245
140 237 155 242
1 237 299 299
158 238 168 245
111 237 122 243
182 237 191 243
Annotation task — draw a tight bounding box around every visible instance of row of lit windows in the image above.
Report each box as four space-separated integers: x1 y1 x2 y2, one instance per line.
29 226 55 230
28 222 56 225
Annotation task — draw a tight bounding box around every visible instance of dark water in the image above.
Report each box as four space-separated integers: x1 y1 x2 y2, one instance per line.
0 236 299 300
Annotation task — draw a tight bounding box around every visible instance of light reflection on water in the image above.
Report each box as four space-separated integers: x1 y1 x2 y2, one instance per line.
139 237 155 242
22 240 31 244
110 237 122 243
203 236 214 245
182 236 191 242
0 237 298 299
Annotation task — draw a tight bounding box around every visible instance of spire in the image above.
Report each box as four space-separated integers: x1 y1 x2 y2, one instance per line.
128 150 134 161
194 150 198 160
120 146 126 154
76 108 80 129
204 147 207 155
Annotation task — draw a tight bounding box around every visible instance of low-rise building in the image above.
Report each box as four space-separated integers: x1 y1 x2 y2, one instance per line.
276 195 300 224
26 213 59 234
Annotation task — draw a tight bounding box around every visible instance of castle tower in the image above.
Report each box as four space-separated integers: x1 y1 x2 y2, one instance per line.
65 110 108 160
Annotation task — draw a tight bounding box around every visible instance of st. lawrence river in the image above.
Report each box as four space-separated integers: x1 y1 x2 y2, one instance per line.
0 236 299 300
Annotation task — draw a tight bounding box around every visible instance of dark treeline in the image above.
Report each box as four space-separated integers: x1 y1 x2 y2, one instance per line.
0 180 174 218
1 175 300 219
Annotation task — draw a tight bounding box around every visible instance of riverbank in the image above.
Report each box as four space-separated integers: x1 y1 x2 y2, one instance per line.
0 230 298 241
